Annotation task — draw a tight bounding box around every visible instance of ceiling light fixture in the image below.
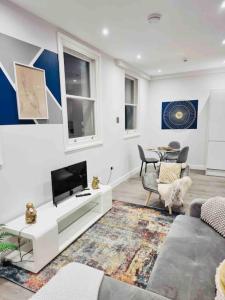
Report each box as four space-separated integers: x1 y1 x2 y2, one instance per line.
222 39 225 45
136 54 142 59
221 1 225 8
102 28 109 36
147 13 162 24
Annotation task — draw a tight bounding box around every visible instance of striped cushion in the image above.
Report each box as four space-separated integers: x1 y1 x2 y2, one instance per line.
201 197 225 238
159 162 182 184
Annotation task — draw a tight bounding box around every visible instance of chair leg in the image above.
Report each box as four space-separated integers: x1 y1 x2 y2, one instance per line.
145 162 147 173
159 194 162 202
140 161 143 177
146 192 152 206
168 205 172 215
153 163 156 170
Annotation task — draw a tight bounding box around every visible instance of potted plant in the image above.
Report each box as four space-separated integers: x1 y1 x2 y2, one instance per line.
0 224 17 264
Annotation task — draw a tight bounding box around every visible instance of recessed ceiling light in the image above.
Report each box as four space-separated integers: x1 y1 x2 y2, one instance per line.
158 69 162 73
102 28 109 36
136 54 142 59
221 1 225 8
222 39 225 45
73 79 77 83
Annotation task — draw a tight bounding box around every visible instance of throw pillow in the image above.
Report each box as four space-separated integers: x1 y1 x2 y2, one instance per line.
201 197 225 238
159 162 182 184
215 259 225 300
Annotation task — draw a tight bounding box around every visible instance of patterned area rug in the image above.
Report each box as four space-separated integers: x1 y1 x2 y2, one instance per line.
0 201 175 292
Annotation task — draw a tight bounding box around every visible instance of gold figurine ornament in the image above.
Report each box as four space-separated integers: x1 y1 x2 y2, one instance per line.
25 202 37 224
92 176 100 189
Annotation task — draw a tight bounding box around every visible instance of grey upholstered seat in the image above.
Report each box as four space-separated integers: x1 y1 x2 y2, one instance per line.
138 145 159 176
147 205 225 300
145 157 159 163
163 141 180 161
99 276 168 300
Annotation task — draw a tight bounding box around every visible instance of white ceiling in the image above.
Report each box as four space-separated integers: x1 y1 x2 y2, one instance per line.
9 0 225 76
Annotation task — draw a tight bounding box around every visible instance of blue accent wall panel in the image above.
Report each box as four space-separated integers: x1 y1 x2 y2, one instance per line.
0 68 34 125
162 100 198 130
34 49 61 105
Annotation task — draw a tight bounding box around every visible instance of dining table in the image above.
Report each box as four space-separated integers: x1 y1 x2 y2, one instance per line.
145 146 180 161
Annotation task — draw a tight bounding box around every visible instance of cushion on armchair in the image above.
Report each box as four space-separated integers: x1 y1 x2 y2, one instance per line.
159 162 182 184
201 197 225 238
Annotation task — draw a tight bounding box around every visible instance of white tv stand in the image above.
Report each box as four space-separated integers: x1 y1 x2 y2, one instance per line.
5 185 112 273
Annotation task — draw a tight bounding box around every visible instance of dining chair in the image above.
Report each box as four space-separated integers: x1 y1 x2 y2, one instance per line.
169 141 180 149
163 141 181 161
177 146 189 163
138 145 159 176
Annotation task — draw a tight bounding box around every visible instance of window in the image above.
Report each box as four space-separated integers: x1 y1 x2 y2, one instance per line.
58 34 102 151
125 75 138 135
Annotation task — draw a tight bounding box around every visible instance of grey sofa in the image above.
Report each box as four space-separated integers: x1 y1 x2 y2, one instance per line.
98 199 225 300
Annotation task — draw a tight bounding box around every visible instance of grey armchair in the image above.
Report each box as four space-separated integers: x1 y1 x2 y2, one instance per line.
138 145 159 176
142 165 190 210
163 141 180 161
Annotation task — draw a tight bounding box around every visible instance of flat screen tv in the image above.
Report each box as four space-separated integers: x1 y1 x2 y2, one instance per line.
51 161 87 206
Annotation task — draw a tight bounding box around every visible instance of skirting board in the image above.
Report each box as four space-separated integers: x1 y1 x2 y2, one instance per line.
206 169 225 177
189 164 205 171
111 167 140 188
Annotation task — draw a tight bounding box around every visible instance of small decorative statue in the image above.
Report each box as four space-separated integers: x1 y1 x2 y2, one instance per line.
92 176 100 190
25 202 37 224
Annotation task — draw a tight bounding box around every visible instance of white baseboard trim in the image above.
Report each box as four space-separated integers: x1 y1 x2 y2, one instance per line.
189 164 206 171
206 169 225 177
111 167 139 188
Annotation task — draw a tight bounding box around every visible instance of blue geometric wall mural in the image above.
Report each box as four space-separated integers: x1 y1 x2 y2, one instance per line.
0 33 62 125
33 49 61 105
0 68 34 125
162 100 198 129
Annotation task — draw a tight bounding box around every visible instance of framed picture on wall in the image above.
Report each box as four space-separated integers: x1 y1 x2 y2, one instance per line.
161 100 198 129
14 63 48 119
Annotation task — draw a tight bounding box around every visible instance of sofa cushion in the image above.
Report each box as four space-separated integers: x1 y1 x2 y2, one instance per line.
147 215 225 300
99 276 169 300
201 197 225 238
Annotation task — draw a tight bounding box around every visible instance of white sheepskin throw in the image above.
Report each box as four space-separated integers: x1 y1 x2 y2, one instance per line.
158 176 192 208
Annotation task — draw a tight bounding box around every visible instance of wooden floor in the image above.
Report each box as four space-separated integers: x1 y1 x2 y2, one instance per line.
1 169 225 299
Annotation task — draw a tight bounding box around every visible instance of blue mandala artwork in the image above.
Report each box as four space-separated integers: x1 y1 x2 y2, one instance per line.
162 100 198 129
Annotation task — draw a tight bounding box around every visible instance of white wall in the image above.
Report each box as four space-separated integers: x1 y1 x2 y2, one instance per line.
147 72 225 169
0 0 149 223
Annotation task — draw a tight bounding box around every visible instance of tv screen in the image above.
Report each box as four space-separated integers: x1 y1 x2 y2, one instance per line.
51 161 87 206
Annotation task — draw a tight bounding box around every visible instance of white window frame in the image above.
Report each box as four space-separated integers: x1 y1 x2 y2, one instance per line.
58 33 102 152
124 73 140 139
